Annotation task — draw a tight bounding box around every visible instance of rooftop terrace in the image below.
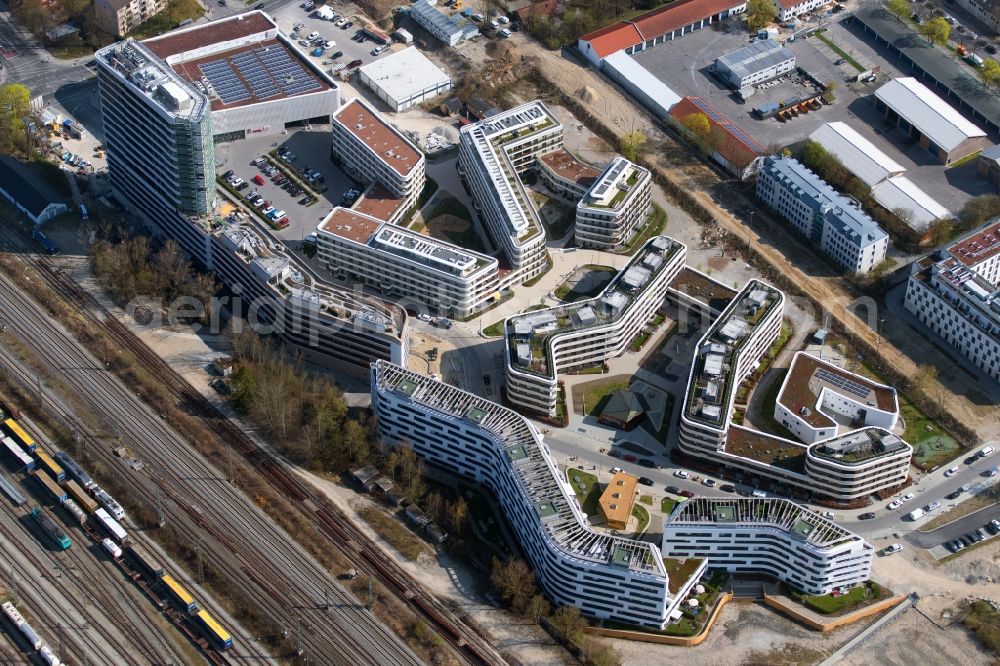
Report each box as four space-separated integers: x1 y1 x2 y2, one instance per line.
538 149 602 189
334 98 422 177
810 428 911 465
685 281 783 429
374 361 669 578
98 40 208 121
950 220 1000 269
725 426 807 474
506 236 682 377
580 157 647 210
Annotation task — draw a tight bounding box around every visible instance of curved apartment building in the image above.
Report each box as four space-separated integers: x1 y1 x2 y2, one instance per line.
371 361 705 628
662 498 873 595
575 157 652 250
805 429 912 499
458 101 561 280
505 236 686 416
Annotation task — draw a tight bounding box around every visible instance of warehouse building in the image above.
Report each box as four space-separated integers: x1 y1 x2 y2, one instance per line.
410 0 479 46
601 51 682 118
358 47 452 112
577 0 748 67
904 220 1000 381
977 144 1000 187
807 122 906 188
871 176 952 233
757 157 888 274
662 498 874 595
670 96 767 179
0 157 68 224
714 39 795 89
873 77 989 165
143 11 340 142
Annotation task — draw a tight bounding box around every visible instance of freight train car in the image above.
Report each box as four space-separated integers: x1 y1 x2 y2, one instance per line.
34 470 67 504
34 449 64 482
3 418 35 452
39 644 62 665
1 436 34 471
64 479 97 513
0 472 26 507
53 451 94 490
193 609 233 651
30 508 70 550
127 544 165 582
62 498 87 526
161 574 198 613
94 508 128 544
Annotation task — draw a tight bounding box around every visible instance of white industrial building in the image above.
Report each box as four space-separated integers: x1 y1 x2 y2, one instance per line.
371 361 705 628
358 47 452 112
601 51 682 118
808 122 906 188
505 237 686 416
575 157 653 250
410 0 479 46
774 352 899 445
458 101 562 281
714 39 795 89
874 77 990 165
142 11 341 142
315 207 500 317
331 98 426 220
871 176 952 233
904 220 1000 381
757 157 888 275
662 498 874 595
772 0 828 21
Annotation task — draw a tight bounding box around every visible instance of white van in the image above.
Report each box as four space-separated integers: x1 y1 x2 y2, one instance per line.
979 446 995 458
908 508 926 521
751 490 766 498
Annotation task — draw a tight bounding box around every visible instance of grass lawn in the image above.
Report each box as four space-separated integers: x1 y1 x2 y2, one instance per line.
801 581 886 615
423 195 488 253
358 506 426 561
553 265 616 302
632 504 650 534
616 204 667 255
130 0 205 39
573 377 631 417
661 497 680 514
754 368 798 441
812 29 865 72
567 469 601 517
47 33 95 59
639 495 652 505
662 557 706 594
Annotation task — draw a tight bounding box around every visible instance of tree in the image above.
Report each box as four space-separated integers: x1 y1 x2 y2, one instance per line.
747 0 776 31
681 112 711 139
524 594 550 623
885 0 910 20
490 557 537 613
549 605 588 642
801 140 828 170
447 496 468 532
959 194 1000 229
929 218 953 246
920 17 950 46
981 59 1000 88
618 131 647 163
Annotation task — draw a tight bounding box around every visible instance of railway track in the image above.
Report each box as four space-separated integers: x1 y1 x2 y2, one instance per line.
0 257 422 663
31 258 508 666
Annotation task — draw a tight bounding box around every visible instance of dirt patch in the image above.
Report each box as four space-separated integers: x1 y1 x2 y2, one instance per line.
422 213 471 236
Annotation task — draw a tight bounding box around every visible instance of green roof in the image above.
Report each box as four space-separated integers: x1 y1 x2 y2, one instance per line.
506 445 528 462
464 405 488 424
396 379 417 396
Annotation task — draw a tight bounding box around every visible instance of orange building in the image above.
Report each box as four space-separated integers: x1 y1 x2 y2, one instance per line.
598 472 638 530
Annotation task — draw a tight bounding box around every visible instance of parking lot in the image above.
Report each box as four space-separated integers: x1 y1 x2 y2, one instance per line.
214 129 357 243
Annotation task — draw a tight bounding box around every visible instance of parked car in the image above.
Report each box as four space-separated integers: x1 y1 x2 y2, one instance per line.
901 492 916 502
637 458 655 468
607 449 623 459
944 466 959 477
751 490 766 498
679 490 695 499
417 313 433 322
673 469 689 479
702 478 716 488
834 58 847 65
887 499 903 510
945 489 963 500
821 511 835 519
884 543 903 555
342 21 353 29
985 466 1000 477
498 28 511 38
307 31 319 39
252 175 265 185
275 217 290 229
987 519 1000 535
223 169 235 179
980 446 996 458
638 477 654 487
665 485 681 495
347 59 363 69
859 512 876 520
330 50 344 60
622 454 637 463
925 501 941 512
610 466 624 475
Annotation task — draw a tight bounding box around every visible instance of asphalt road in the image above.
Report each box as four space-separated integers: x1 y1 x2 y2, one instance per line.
906 503 1000 549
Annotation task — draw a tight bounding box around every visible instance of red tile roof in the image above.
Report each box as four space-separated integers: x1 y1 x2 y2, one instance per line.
579 0 746 60
144 11 275 60
515 0 560 20
670 96 766 169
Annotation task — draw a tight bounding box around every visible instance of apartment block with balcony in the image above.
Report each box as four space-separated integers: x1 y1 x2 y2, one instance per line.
458 101 562 281
372 361 705 628
315 207 500 318
757 157 888 275
662 498 873 595
505 236 686 416
904 220 1000 382
95 0 167 37
575 157 652 250
537 148 602 202
332 98 426 218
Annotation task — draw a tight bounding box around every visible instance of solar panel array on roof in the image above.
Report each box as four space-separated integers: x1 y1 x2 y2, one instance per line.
236 47 321 100
233 51 280 99
688 97 766 156
198 59 249 104
815 367 871 400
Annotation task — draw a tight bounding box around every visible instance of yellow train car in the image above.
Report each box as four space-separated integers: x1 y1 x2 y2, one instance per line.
3 418 35 452
35 448 64 482
194 610 233 650
161 574 198 613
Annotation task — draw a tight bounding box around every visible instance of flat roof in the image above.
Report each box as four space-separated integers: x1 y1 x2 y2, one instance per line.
670 96 767 161
603 50 682 112
352 183 406 222
949 219 1000 268
538 148 602 188
871 176 951 232
852 5 1000 133
808 122 906 187
725 426 807 473
874 77 986 152
778 352 897 429
318 207 382 243
144 11 276 60
334 98 422 177
0 156 66 217
359 47 450 104
716 39 794 81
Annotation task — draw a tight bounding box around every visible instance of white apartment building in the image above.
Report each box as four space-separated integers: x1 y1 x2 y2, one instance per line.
410 0 479 46
371 361 705 628
662 498 873 595
575 157 653 250
757 157 888 275
95 0 167 37
332 98 426 218
458 101 562 280
775 352 899 444
772 0 828 21
714 39 795 89
505 236 686 416
538 149 602 202
805 428 912 500
904 220 1000 382
315 207 500 318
